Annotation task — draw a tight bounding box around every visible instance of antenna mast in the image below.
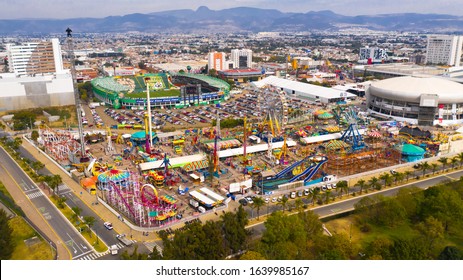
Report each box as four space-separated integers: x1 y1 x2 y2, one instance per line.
66 27 88 162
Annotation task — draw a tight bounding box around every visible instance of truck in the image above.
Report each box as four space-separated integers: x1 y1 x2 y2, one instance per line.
110 245 118 255
116 234 133 246
189 199 199 208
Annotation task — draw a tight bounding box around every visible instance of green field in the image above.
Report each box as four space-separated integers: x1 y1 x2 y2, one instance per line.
125 89 181 98
9 217 54 260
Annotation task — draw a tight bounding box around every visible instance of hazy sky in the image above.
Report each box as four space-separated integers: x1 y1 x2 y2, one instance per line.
1 0 462 19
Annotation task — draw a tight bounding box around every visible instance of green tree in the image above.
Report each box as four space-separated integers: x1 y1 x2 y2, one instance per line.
56 196 67 209
355 179 366 195
252 196 265 220
368 176 380 191
120 245 148 260
404 170 412 181
365 236 394 260
324 190 331 204
31 161 44 174
457 152 463 168
431 163 439 175
71 206 81 223
31 130 39 141
336 180 348 197
294 198 304 213
438 246 463 260
379 173 392 188
420 161 430 176
0 209 14 260
221 207 248 254
438 157 448 172
310 188 321 206
278 195 289 211
390 237 429 260
451 157 458 169
315 233 356 260
149 246 163 260
83 216 96 236
416 216 444 251
240 250 266 260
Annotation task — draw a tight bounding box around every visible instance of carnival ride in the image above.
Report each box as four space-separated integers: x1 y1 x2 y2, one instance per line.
38 127 83 165
97 170 177 227
257 85 288 143
258 155 328 191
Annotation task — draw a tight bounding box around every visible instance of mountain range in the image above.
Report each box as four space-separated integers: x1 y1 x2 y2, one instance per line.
1 6 463 35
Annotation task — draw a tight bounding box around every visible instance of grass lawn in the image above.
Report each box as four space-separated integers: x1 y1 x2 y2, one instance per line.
0 181 13 200
126 89 181 98
8 216 53 260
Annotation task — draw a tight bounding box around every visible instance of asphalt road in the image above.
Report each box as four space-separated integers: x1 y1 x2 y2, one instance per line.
0 147 91 259
246 169 463 236
16 145 125 260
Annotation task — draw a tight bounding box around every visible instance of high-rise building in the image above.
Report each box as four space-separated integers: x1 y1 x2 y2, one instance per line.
231 49 252 69
6 38 64 76
358 47 388 64
425 35 463 66
208 52 227 71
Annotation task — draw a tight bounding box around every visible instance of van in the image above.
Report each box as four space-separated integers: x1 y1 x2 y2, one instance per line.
198 206 206 213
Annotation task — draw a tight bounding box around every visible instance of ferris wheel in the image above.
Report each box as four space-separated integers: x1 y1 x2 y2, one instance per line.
257 85 288 137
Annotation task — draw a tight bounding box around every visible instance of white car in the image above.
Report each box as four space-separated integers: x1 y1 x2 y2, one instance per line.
265 197 270 203
271 197 277 203
245 196 254 204
103 222 113 230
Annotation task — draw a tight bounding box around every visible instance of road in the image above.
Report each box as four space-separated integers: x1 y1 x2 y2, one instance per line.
0 147 91 259
15 145 126 260
246 169 463 236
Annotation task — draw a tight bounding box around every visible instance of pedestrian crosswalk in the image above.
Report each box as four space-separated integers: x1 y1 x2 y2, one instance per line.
75 243 125 260
144 242 163 253
27 191 44 199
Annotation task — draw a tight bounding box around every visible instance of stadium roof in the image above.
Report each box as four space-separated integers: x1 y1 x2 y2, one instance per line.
253 76 356 100
174 73 230 90
369 76 463 103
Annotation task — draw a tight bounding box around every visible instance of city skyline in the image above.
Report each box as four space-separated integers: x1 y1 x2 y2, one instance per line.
1 0 463 19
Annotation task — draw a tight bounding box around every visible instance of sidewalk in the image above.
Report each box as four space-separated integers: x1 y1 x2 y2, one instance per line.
21 140 157 243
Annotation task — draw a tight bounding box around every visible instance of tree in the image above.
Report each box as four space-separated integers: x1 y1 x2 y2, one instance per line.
365 236 394 260
310 188 321 206
324 190 331 204
294 198 304 213
379 173 392 188
31 161 44 174
278 195 289 211
420 162 430 176
56 196 67 209
390 237 429 260
404 170 412 182
315 233 356 260
451 157 458 169
240 251 266 260
431 163 438 175
83 216 96 236
71 206 81 223
208 69 217 77
120 245 148 260
221 208 248 254
416 216 444 251
252 196 265 220
0 209 14 260
355 179 366 195
457 152 463 168
149 246 163 260
438 157 448 172
31 130 39 142
368 176 380 191
438 246 463 260
336 180 348 197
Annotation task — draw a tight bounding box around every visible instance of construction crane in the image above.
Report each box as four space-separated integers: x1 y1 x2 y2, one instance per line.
66 27 88 162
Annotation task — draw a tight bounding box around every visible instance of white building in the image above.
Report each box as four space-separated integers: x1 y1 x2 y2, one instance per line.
231 49 252 69
425 35 463 66
358 46 388 64
6 38 64 76
207 51 227 71
0 73 75 111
